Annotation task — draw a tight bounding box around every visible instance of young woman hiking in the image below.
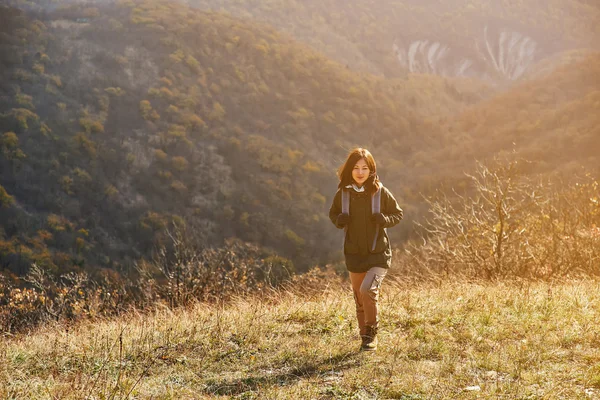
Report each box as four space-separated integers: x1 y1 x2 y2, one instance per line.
329 148 403 351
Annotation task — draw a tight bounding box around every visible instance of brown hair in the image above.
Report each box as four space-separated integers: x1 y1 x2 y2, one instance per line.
337 147 381 193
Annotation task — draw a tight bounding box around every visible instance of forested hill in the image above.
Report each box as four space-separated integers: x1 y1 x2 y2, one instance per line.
1 0 598 286
186 0 600 82
0 0 488 279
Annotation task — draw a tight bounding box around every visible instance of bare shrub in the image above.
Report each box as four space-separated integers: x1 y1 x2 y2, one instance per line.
0 220 298 333
135 221 296 307
529 175 600 278
0 264 95 333
401 159 600 280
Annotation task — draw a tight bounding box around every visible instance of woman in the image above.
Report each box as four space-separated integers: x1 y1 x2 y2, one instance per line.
329 148 403 351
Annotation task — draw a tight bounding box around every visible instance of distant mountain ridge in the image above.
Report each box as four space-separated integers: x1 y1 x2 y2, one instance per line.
180 0 600 83
10 0 600 84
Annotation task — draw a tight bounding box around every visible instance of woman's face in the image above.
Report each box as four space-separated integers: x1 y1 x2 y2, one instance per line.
352 158 370 187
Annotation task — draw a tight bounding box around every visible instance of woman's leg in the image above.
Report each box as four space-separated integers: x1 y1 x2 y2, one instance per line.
359 266 388 330
349 266 387 348
349 271 367 337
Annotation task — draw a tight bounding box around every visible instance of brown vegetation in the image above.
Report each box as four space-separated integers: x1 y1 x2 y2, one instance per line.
400 158 600 280
1 1 600 347
3 276 600 398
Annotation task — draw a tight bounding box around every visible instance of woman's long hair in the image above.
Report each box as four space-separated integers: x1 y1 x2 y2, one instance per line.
337 148 381 193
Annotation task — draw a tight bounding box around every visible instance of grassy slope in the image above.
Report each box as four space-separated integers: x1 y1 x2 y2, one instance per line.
3 275 600 399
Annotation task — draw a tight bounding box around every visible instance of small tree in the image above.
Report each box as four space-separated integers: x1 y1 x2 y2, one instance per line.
0 185 15 207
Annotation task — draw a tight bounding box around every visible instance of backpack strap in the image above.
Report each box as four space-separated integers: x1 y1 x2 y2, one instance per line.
340 189 350 242
341 189 350 215
371 187 382 252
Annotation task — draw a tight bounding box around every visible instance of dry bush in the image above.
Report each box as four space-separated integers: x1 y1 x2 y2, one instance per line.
399 159 600 280
0 264 120 333
135 222 296 308
0 221 297 333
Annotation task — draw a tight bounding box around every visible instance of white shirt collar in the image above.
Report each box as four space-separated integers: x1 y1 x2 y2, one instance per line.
345 183 365 192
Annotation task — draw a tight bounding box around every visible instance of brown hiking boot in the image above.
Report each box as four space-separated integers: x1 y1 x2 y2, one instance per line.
360 326 378 352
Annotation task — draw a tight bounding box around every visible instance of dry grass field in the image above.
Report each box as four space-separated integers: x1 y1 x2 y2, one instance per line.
2 274 600 399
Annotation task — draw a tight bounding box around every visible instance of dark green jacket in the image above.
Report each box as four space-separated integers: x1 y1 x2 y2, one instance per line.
329 185 403 272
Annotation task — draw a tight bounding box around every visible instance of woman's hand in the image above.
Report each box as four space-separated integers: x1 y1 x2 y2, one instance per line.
371 213 387 225
336 213 351 227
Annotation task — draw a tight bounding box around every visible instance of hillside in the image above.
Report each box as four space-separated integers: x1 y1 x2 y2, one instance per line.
186 0 600 82
0 0 491 280
2 4 600 399
3 276 600 398
429 52 600 177
2 0 599 293
9 0 600 83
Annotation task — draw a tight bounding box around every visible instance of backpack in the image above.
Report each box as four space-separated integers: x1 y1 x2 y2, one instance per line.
341 187 382 252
